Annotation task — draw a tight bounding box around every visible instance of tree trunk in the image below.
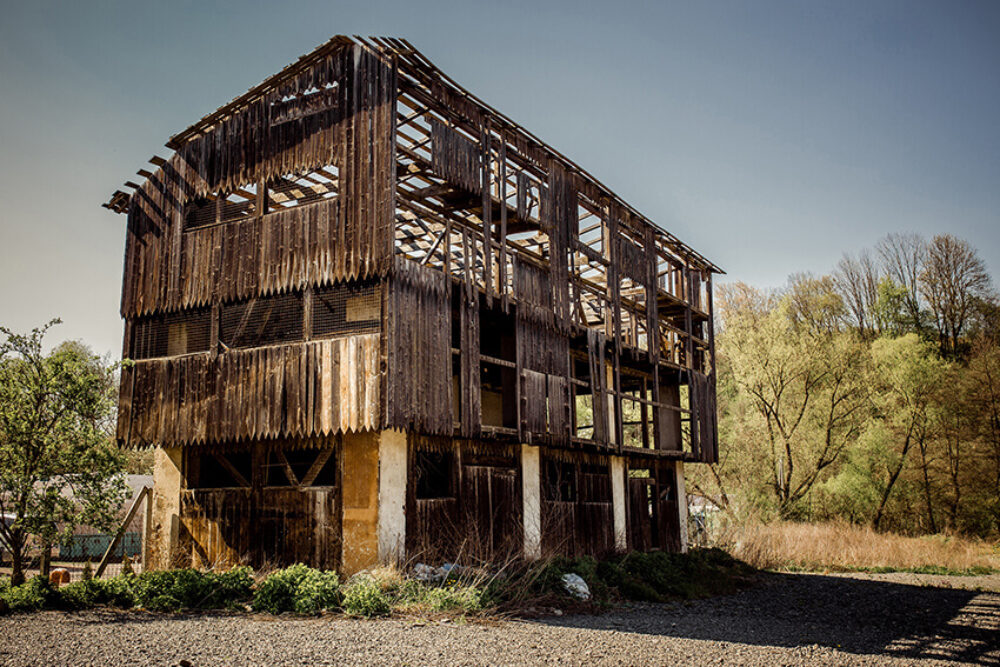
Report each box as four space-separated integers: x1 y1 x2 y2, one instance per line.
10 532 25 586
39 541 51 578
919 440 938 533
875 434 912 530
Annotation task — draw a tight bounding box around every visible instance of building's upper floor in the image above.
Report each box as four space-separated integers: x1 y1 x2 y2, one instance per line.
107 36 721 462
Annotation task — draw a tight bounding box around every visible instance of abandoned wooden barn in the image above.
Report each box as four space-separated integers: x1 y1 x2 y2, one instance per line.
105 36 721 573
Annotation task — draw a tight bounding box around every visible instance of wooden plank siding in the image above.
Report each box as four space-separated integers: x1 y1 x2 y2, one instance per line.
110 36 720 465
118 335 379 447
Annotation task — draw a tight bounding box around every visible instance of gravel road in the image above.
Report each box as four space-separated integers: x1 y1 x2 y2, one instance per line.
1 571 997 666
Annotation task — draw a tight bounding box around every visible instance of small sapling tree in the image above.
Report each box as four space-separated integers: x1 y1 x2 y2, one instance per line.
0 320 128 584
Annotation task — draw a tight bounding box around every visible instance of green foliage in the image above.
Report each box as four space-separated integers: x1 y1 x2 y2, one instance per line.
130 566 254 611
340 574 391 618
251 564 340 615
421 584 483 612
691 258 1000 537
81 560 93 581
0 321 128 584
526 548 753 605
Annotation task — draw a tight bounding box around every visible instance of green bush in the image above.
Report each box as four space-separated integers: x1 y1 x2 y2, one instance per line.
130 566 253 611
1 576 57 613
252 564 340 615
423 585 483 612
292 568 340 614
340 574 391 618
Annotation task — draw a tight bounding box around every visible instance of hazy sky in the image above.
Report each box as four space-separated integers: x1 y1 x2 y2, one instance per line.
1 1 998 356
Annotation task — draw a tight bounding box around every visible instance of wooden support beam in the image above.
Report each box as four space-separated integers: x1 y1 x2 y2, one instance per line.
96 486 150 577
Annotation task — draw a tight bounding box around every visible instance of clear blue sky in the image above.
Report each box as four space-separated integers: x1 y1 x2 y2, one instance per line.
1 0 998 356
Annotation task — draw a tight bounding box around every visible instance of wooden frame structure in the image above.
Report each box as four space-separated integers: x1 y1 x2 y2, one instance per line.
106 36 721 572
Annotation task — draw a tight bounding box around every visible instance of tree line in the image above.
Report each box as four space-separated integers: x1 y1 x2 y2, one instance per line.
689 233 999 537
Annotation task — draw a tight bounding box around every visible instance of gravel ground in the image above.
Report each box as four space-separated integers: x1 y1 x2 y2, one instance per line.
1 571 998 666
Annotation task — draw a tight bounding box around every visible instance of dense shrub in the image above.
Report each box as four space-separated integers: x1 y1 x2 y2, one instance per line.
422 585 483 612
340 574 391 618
526 548 753 605
252 564 339 615
129 566 253 611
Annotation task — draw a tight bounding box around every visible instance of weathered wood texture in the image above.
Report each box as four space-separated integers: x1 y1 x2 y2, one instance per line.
118 335 380 447
540 448 614 558
121 43 396 317
405 437 521 561
111 35 720 465
626 461 682 553
179 444 341 570
383 257 452 434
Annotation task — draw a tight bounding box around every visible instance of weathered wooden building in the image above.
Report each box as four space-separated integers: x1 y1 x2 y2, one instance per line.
105 36 720 573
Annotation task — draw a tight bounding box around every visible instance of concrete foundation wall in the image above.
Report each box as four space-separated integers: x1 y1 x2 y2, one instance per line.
520 444 541 560
377 430 407 564
147 446 183 570
341 431 380 574
610 456 627 552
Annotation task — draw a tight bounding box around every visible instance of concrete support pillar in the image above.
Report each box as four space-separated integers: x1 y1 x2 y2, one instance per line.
520 444 541 560
148 446 183 570
341 431 380 574
610 456 627 552
675 460 689 553
377 430 407 565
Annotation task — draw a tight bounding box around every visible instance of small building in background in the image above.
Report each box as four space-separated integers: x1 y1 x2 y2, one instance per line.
105 36 720 573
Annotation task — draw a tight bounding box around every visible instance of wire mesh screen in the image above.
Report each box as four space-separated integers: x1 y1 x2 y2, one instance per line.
132 308 212 359
184 197 216 230
221 292 303 348
313 281 381 338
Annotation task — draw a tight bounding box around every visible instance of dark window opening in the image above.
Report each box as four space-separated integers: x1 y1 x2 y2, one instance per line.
132 308 212 359
221 292 303 349
415 451 454 499
263 448 337 488
191 452 251 489
545 460 576 502
312 281 380 338
658 469 677 502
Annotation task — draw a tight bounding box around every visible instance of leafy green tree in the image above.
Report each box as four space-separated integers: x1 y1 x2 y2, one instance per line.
713 281 870 518
0 321 127 584
866 334 946 529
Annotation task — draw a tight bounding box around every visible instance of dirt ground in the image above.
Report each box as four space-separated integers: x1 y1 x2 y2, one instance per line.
1 571 998 666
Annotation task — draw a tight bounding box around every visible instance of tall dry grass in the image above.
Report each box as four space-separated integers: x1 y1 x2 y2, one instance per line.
720 520 1000 573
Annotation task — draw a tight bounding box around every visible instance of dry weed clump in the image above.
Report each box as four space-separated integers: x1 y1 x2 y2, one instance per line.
721 520 999 573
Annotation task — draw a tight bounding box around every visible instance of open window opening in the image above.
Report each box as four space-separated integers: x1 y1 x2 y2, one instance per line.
415 450 455 500
190 451 252 489
220 292 303 349
267 166 339 211
132 308 212 359
544 460 576 503
264 448 337 488
312 281 380 338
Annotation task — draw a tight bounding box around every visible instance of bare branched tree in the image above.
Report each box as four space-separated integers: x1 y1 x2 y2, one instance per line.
876 233 926 328
919 234 993 356
834 250 881 338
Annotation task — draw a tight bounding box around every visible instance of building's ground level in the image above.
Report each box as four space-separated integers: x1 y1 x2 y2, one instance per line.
147 431 688 573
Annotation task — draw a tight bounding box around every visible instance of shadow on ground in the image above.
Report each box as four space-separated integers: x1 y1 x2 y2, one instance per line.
538 572 1000 665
